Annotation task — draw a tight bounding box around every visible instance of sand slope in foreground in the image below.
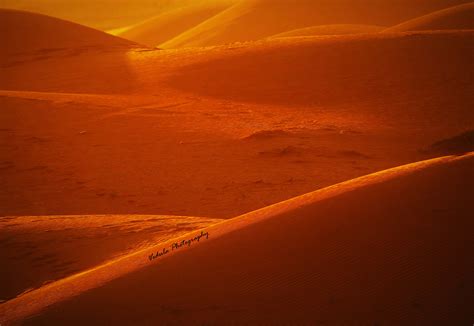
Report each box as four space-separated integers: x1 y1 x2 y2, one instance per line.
0 215 221 302
1 153 472 324
385 2 474 32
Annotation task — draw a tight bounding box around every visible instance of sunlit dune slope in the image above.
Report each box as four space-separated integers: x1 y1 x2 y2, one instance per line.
385 2 474 32
115 1 235 47
161 0 470 48
270 24 384 38
1 153 472 324
0 9 139 59
0 215 220 302
0 0 212 31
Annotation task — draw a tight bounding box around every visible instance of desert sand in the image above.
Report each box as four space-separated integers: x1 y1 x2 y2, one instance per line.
270 24 385 38
0 153 472 324
0 0 219 31
1 15 473 218
161 0 471 48
385 2 474 32
114 1 236 47
0 214 220 302
1 3 473 325
0 9 139 59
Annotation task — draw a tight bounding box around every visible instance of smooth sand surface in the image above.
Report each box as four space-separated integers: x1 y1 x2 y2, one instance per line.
161 0 470 48
0 0 218 31
0 215 221 301
0 153 472 324
1 31 473 219
270 24 385 38
385 2 474 32
0 9 139 59
115 1 235 47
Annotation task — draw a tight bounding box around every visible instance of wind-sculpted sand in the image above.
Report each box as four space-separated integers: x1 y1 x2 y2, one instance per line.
0 153 472 324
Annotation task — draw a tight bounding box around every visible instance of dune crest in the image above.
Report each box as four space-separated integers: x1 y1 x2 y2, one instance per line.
385 2 474 32
116 1 235 47
161 0 470 48
0 153 472 324
270 24 385 38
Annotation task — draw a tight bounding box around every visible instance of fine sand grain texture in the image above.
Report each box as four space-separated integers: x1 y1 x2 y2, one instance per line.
0 153 472 324
385 2 474 32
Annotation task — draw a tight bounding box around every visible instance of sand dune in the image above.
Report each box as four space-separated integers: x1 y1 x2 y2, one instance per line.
167 31 474 115
1 31 473 219
0 214 220 302
0 9 139 59
0 153 472 324
270 24 385 38
0 0 212 31
161 0 470 48
115 1 235 47
385 2 474 32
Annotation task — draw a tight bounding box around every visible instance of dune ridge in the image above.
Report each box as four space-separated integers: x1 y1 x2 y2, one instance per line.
0 153 472 324
385 2 474 32
161 0 471 48
270 24 385 38
115 1 235 47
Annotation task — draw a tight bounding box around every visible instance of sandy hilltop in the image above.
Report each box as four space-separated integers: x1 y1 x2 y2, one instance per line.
1 1 473 325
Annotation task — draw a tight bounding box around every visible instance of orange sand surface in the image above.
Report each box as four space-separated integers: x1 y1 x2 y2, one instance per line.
0 153 472 324
0 214 221 301
385 2 474 32
1 6 473 324
270 24 385 38
160 0 471 48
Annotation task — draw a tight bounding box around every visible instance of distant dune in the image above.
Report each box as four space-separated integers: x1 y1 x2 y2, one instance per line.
1 153 472 324
0 0 218 31
0 9 139 58
270 24 385 38
115 1 235 47
385 2 474 32
168 31 474 115
161 0 470 48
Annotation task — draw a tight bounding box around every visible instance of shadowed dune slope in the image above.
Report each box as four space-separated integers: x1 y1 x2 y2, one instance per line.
385 2 474 32
168 31 474 112
2 153 472 324
0 9 139 58
161 0 471 48
116 1 235 47
270 24 385 38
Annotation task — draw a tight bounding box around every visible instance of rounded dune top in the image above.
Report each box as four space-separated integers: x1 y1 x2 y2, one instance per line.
270 24 385 38
385 2 474 32
0 9 139 57
116 1 236 47
161 0 470 48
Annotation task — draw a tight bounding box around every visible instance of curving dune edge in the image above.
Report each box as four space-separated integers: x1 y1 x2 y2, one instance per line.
0 152 472 324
